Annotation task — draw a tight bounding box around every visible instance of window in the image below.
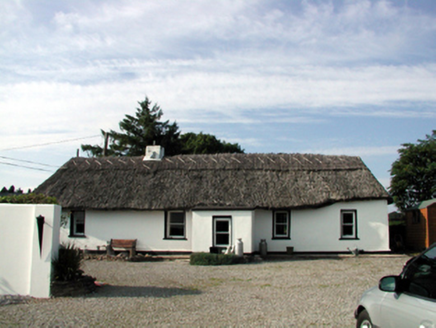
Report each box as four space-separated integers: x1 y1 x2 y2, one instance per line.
412 210 421 224
166 211 185 239
340 210 357 239
70 210 85 237
402 246 436 300
273 211 290 239
213 216 232 247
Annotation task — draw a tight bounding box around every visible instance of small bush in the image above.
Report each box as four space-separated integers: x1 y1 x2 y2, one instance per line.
190 252 243 266
52 244 83 281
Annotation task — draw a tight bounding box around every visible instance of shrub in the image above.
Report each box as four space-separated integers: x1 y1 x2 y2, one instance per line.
52 244 83 281
0 193 57 204
190 252 243 266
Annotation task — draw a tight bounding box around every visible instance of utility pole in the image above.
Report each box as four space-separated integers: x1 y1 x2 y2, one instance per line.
103 131 109 156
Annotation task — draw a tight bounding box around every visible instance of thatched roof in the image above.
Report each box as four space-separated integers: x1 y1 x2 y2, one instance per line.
35 153 390 210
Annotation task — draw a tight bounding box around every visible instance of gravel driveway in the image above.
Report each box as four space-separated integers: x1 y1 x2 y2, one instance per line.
0 255 409 327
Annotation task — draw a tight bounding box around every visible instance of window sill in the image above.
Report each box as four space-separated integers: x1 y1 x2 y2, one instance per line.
163 237 187 240
339 237 360 240
69 234 86 238
272 237 290 240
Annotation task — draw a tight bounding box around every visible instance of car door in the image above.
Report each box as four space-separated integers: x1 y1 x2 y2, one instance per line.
379 292 436 328
380 245 436 328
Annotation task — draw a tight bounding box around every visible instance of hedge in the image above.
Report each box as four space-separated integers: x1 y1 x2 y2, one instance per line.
0 193 58 204
190 252 243 266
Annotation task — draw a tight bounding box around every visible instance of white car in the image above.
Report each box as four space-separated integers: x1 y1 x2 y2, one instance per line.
355 243 436 328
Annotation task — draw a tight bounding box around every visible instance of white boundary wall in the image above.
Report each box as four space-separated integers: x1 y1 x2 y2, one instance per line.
0 204 61 298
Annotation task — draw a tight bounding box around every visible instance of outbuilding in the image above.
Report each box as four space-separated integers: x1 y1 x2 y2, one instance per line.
405 199 436 250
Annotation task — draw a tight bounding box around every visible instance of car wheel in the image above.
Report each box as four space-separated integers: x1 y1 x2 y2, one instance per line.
356 310 373 328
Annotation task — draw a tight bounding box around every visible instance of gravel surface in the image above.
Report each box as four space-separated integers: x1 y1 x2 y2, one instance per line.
0 255 409 327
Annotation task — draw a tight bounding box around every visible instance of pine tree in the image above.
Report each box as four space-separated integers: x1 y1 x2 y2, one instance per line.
82 97 181 156
82 96 244 157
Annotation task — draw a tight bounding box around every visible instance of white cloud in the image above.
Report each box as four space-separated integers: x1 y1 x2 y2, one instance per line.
1 61 435 151
303 145 399 157
1 0 436 190
138 62 436 116
3 0 436 66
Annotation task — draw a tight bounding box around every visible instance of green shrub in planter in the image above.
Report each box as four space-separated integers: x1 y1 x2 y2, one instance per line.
190 252 243 266
52 244 83 281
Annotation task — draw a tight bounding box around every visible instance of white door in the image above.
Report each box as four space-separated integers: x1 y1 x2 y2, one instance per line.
213 217 232 247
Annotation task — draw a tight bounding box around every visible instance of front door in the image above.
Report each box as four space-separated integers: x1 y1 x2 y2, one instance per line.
213 216 232 247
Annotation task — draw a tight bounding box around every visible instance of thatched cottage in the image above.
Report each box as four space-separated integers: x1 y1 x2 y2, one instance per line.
35 146 391 254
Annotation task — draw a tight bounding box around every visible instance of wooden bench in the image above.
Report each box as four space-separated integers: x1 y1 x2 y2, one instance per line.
109 239 137 257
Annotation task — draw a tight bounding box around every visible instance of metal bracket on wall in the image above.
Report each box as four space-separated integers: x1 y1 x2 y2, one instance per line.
36 215 45 256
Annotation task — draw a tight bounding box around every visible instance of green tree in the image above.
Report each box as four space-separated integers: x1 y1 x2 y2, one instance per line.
389 130 436 211
82 97 181 156
82 96 244 157
180 132 243 154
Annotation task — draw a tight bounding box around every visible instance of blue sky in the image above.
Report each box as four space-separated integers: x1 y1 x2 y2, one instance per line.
1 0 435 201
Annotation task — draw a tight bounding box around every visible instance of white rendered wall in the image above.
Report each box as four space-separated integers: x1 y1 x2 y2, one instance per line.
254 200 389 253
191 210 254 253
61 210 192 252
61 200 389 254
0 204 61 298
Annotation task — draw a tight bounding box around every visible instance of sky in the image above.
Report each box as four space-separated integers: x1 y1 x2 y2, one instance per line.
1 0 435 201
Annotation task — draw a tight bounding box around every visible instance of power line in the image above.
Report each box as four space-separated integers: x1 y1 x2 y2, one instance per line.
0 135 101 151
0 135 101 172
0 156 59 168
0 161 53 172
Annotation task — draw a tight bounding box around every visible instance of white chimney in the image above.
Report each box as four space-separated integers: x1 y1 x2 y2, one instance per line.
143 145 164 161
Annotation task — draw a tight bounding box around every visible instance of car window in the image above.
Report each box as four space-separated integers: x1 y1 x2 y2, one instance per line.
402 249 436 300
423 246 436 260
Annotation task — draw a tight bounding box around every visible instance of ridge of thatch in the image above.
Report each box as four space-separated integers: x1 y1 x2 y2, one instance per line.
35 153 390 210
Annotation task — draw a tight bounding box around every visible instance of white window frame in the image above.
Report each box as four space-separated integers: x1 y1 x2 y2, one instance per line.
213 217 232 247
341 210 357 239
273 210 290 239
70 210 85 237
166 211 186 239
